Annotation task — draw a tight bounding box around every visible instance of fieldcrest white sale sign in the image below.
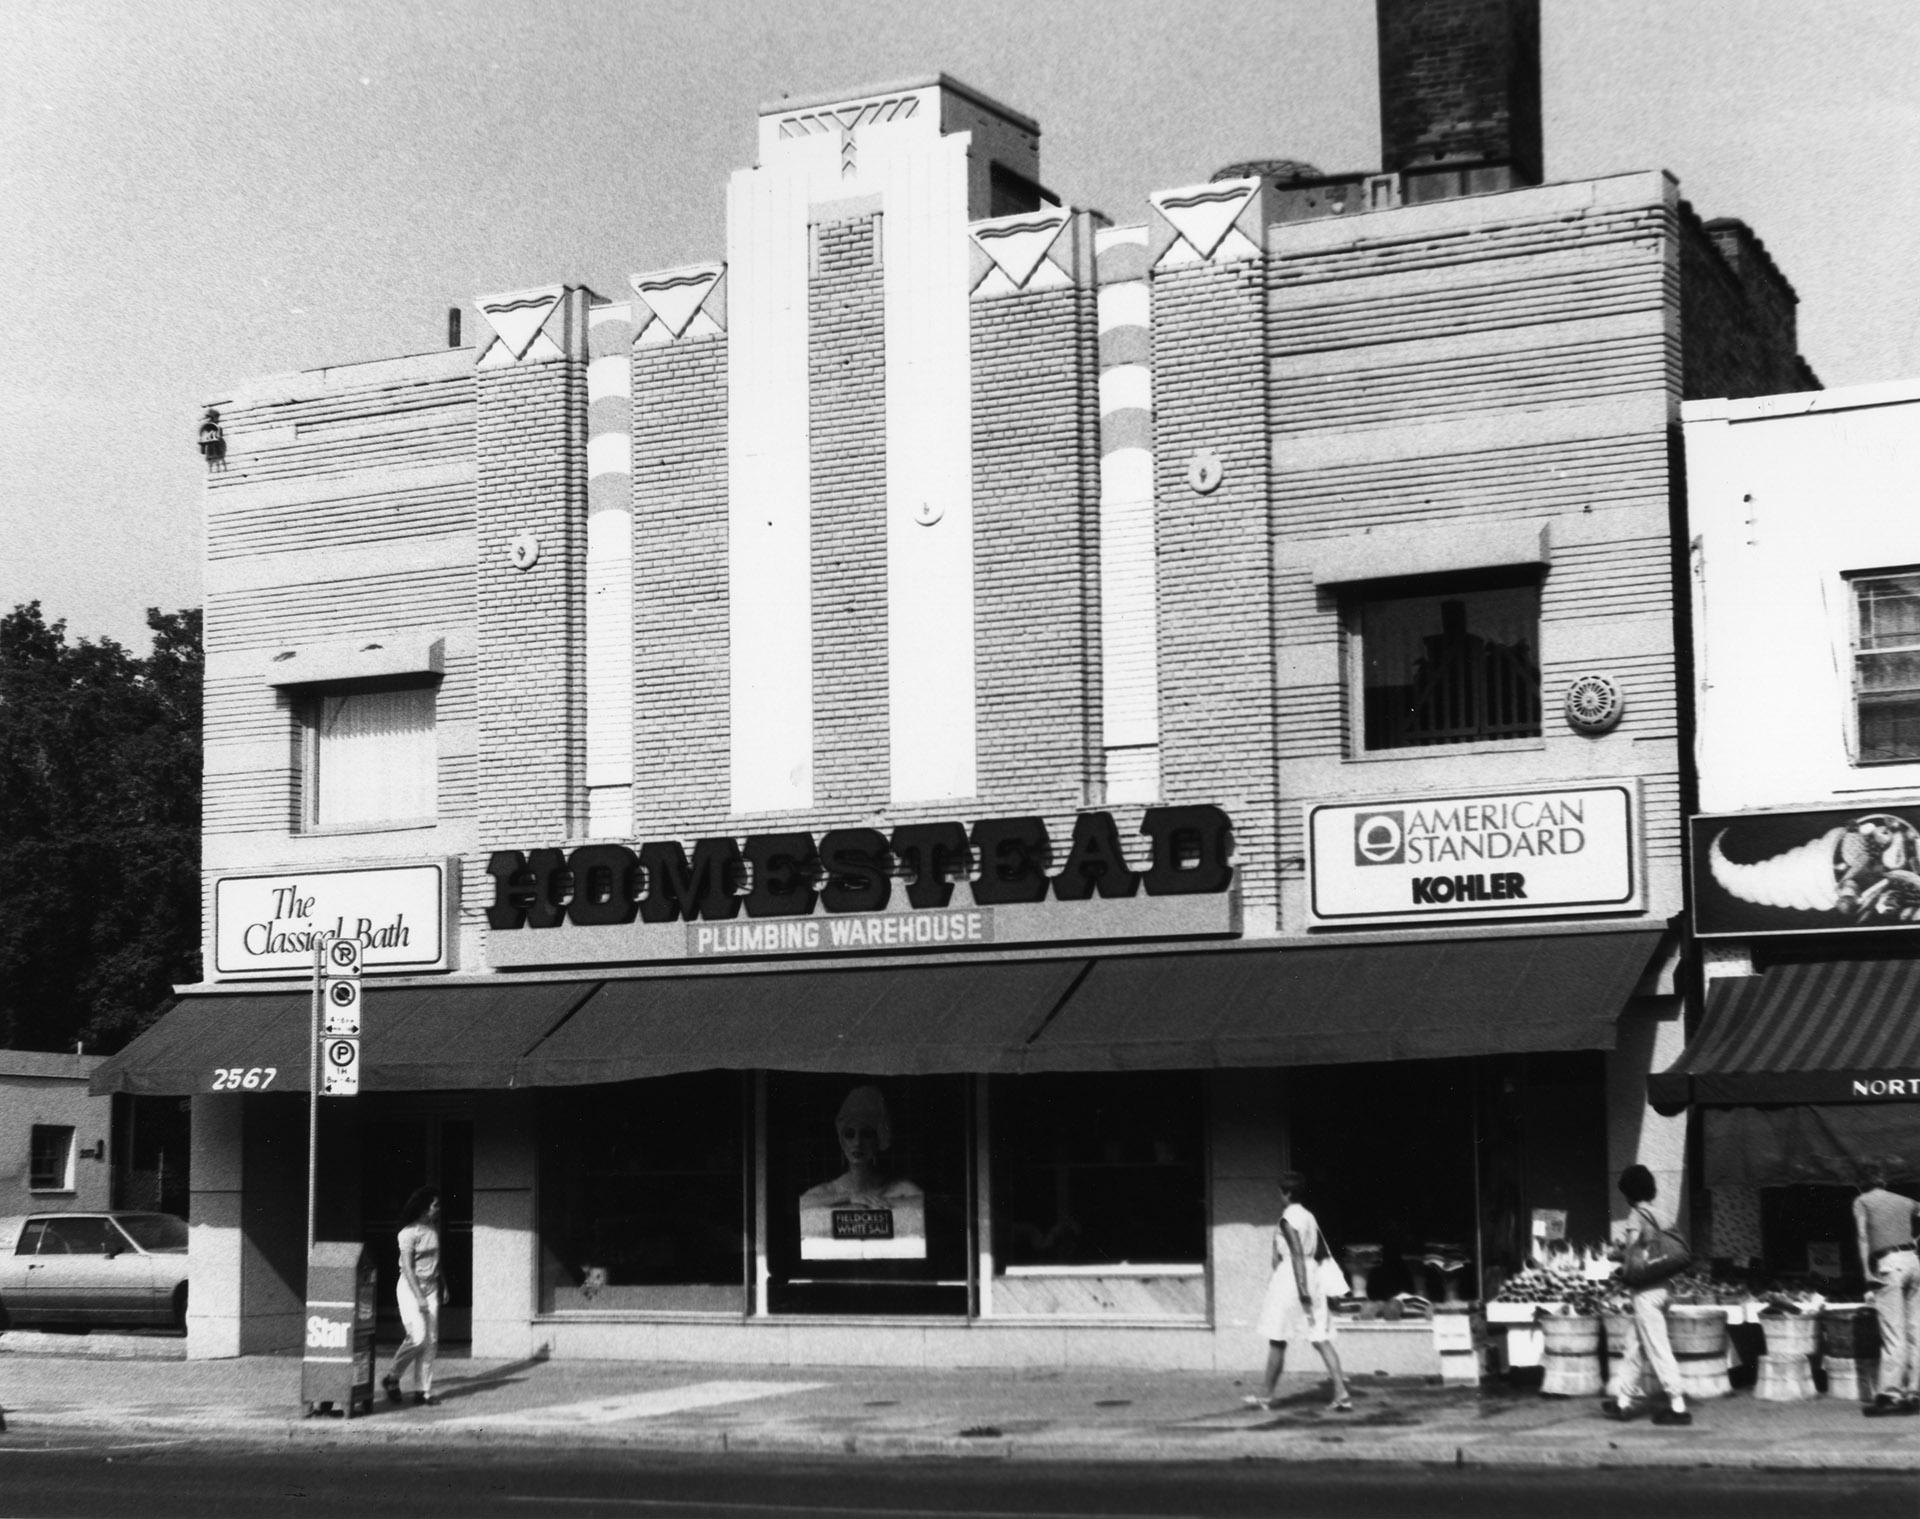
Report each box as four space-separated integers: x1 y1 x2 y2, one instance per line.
1307 783 1641 926
213 863 451 976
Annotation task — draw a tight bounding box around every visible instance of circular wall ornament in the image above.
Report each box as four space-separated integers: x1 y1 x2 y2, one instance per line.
913 500 944 527
1185 449 1225 495
507 532 540 571
1564 673 1625 734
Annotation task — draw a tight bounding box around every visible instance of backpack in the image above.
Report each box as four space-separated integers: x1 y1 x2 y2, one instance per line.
1621 1207 1692 1288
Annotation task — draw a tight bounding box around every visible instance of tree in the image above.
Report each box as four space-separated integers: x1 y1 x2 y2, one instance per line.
0 603 202 1054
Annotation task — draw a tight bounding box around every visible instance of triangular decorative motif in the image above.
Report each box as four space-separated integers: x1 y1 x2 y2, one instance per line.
1150 179 1259 264
630 264 725 341
477 286 565 363
969 209 1072 293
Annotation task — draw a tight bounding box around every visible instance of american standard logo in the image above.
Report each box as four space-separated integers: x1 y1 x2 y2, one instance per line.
485 806 1234 933
1308 786 1639 925
1351 797 1593 905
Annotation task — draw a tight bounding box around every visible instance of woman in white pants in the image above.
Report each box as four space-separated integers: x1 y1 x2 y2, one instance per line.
384 1185 443 1407
1605 1165 1691 1426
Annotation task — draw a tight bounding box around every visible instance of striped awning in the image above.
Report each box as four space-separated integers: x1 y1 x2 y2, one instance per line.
1649 957 1920 1112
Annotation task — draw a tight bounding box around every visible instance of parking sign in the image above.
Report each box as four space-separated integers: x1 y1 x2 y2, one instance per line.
321 1036 360 1097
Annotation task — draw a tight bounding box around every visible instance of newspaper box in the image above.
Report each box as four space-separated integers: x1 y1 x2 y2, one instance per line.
302 1241 377 1417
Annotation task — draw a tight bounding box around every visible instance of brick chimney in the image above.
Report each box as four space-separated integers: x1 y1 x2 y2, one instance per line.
1377 0 1542 203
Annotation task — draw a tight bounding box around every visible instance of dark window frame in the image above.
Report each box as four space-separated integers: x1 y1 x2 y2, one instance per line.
1346 567 1544 754
28 1124 75 1193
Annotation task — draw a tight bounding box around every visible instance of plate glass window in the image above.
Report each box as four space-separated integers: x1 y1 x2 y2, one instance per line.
305 684 436 829
1353 572 1541 751
29 1125 75 1192
1851 571 1920 764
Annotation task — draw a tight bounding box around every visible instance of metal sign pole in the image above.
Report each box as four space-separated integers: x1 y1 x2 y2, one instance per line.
308 941 321 1261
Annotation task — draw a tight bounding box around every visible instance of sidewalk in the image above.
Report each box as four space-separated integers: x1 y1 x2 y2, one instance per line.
3 1335 1918 1471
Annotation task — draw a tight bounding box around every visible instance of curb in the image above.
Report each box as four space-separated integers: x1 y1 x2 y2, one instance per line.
5 1406 1917 1473
0 1333 186 1362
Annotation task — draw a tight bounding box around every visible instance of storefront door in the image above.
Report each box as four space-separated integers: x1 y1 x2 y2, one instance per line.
359 1107 473 1341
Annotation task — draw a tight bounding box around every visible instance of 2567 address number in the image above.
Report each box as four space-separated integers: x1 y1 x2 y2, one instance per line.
210 1066 277 1091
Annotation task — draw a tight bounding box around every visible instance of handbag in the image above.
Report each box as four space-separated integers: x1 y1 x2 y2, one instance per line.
1314 1231 1352 1299
1621 1207 1692 1288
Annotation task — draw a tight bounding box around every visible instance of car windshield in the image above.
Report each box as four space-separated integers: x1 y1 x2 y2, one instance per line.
114 1214 188 1252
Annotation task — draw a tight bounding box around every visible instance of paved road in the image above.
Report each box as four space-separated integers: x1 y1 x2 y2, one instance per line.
0 1437 1915 1518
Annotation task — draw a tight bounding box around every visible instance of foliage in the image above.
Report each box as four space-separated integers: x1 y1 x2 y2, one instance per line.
0 602 202 1054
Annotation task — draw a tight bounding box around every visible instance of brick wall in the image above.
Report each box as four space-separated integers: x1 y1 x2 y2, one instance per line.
631 337 730 838
1681 206 1817 401
972 283 1101 811
1152 260 1280 926
1377 0 1541 181
475 358 585 859
809 216 889 814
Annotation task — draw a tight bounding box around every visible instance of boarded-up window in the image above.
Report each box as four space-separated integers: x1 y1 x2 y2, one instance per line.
307 684 437 829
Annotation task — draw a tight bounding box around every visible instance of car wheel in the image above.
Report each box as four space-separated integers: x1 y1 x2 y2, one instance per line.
171 1283 188 1333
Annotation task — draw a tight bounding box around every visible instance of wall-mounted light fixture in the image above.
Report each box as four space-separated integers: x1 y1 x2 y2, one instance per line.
197 407 226 467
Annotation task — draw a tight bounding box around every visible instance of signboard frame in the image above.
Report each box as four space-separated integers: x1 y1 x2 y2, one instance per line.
212 861 454 977
1692 802 1920 939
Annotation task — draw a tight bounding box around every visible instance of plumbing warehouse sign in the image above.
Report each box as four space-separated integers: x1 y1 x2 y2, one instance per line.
213 863 451 976
1306 784 1640 926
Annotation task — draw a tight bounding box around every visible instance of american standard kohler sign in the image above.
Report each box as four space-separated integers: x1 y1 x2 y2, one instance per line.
1305 783 1642 926
485 806 1240 968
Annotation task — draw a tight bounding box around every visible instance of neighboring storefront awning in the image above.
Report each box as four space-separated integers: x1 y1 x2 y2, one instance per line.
1648 958 1920 1114
89 981 598 1095
1012 929 1666 1071
513 959 1092 1085
1702 1104 1920 1188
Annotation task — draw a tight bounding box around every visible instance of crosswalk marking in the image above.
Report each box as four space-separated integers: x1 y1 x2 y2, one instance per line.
437 1379 828 1429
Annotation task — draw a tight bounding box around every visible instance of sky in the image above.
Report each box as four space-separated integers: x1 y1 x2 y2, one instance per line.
2 0 1916 650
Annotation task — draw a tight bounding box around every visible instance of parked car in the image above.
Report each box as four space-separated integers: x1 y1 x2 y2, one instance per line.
0 1212 189 1331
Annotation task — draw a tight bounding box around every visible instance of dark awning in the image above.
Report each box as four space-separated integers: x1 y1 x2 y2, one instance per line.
1702 1104 1920 1188
1649 957 1920 1113
514 960 1091 1085
89 981 598 1096
1013 929 1666 1071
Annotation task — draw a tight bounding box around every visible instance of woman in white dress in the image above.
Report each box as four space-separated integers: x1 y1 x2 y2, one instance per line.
1246 1170 1352 1412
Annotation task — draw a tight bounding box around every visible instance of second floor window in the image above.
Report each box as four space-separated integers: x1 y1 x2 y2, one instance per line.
1353 571 1542 752
305 683 437 830
1852 570 1920 764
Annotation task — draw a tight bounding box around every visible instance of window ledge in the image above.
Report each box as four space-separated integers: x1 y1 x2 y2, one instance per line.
1347 739 1546 765
28 1189 76 1197
300 818 439 838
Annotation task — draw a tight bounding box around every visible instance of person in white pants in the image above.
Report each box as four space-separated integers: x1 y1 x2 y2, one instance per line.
384 1185 443 1407
1853 1162 1920 1418
1604 1165 1691 1426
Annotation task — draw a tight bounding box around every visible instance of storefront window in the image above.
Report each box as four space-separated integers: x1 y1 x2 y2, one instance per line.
765 1073 970 1316
538 1074 747 1313
990 1073 1206 1270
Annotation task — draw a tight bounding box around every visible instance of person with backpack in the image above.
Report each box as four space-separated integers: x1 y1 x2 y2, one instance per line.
1603 1164 1692 1426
